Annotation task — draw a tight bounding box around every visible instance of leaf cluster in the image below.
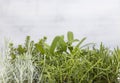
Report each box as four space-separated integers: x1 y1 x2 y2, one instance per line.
0 31 120 83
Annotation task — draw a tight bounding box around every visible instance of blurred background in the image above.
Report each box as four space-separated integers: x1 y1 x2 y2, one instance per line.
0 0 120 48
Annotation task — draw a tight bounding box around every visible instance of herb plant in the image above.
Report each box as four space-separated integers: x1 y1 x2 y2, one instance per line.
0 31 120 83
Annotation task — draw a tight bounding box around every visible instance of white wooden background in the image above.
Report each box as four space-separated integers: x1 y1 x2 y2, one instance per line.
0 0 120 48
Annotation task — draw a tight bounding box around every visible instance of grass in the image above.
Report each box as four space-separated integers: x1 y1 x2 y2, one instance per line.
0 31 120 83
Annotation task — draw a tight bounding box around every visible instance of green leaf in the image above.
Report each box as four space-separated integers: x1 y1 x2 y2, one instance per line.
17 45 26 54
68 46 73 53
36 44 45 55
67 31 74 43
59 37 67 52
80 43 95 49
76 37 86 48
11 54 16 59
50 36 60 54
25 36 30 49
72 39 79 42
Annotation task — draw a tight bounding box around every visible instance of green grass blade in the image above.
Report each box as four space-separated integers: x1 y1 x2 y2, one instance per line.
76 37 86 48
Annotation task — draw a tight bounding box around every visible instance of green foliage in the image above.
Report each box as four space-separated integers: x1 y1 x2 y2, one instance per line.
0 31 120 83
50 36 61 54
67 31 74 44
